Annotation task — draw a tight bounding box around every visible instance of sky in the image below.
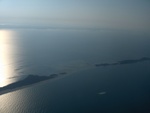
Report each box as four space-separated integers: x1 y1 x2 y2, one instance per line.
0 0 150 31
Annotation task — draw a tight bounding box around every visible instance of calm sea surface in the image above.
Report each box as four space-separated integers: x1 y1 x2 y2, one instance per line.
0 29 150 113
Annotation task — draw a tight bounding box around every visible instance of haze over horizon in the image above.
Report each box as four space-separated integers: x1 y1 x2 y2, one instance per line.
0 1 150 113
0 0 150 32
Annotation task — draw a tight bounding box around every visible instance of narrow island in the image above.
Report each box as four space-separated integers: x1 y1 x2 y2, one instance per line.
95 57 150 67
0 74 59 95
118 57 150 64
0 57 150 96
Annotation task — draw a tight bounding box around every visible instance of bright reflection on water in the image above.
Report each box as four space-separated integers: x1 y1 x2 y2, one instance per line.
0 30 18 87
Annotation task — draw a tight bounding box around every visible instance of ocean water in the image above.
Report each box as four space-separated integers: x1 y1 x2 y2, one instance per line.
0 29 150 113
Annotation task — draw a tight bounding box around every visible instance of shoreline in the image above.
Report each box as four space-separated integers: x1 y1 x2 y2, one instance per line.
0 77 54 96
0 74 61 96
1 57 150 96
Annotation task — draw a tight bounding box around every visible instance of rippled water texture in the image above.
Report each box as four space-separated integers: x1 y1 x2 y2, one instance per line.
0 29 150 113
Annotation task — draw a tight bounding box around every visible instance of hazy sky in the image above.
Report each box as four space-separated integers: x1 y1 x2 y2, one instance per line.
0 0 150 31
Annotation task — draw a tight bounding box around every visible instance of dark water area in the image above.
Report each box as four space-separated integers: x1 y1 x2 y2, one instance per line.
1 56 150 96
0 29 150 113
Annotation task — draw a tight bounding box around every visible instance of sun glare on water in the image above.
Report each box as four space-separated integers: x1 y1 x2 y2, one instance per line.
0 30 16 87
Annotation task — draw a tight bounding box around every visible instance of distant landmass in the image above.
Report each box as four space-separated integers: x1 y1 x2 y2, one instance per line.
95 57 150 67
0 57 150 96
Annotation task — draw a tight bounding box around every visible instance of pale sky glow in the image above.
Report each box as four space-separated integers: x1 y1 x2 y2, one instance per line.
0 0 150 31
